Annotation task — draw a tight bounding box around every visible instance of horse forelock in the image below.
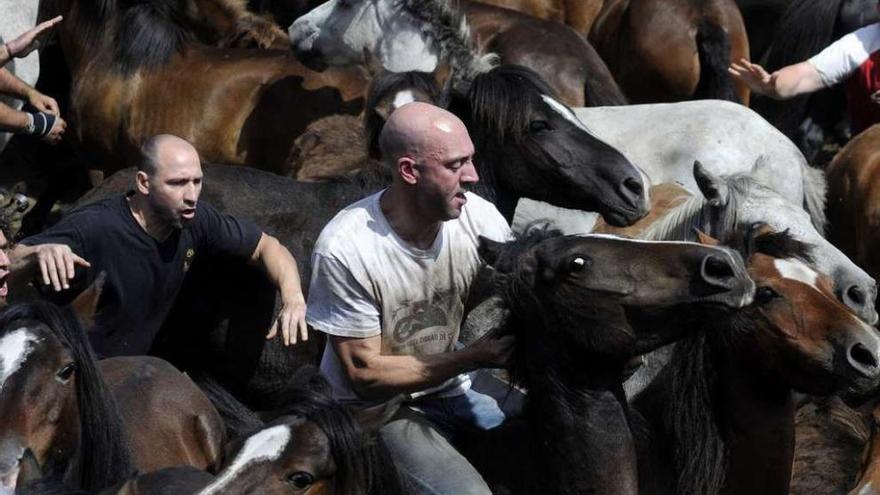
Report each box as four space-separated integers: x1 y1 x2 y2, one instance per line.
364 70 441 158
0 327 40 392
0 302 134 491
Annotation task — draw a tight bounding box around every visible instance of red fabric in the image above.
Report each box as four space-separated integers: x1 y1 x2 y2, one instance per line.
845 50 880 135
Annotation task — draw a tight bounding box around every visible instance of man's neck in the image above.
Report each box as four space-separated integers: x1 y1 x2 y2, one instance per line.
127 195 175 241
380 187 442 250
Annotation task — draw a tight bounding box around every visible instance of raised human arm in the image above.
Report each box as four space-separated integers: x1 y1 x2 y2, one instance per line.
0 16 63 68
728 59 826 99
331 330 515 401
249 232 308 346
9 243 90 291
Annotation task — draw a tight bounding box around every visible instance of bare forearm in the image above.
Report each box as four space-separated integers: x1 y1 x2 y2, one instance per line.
767 62 827 99
254 234 304 303
0 68 34 100
8 244 38 272
0 103 30 133
0 45 11 68
349 346 487 401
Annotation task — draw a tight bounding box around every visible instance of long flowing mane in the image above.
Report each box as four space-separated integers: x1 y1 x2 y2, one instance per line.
457 65 557 203
661 230 813 495
0 302 134 491
75 0 194 74
398 0 496 91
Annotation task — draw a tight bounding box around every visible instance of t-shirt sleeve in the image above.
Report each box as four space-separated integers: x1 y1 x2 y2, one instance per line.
808 24 880 86
195 202 262 260
306 252 381 338
19 208 87 256
470 195 514 243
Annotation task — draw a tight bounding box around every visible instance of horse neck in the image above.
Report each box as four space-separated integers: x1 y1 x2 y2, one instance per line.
712 339 795 495
640 195 736 242
519 323 639 495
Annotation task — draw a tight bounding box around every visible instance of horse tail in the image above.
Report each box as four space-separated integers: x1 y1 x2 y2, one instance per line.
190 373 265 440
694 20 739 103
802 163 829 235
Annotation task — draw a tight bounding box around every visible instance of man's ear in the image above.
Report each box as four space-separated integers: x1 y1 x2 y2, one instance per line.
398 157 418 185
135 170 150 195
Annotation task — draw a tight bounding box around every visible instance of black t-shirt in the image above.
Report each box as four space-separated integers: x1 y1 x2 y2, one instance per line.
21 194 262 357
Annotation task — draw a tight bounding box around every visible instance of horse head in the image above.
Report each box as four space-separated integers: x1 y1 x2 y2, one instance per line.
689 161 879 324
456 65 650 226
479 228 754 385
738 229 880 397
0 301 131 493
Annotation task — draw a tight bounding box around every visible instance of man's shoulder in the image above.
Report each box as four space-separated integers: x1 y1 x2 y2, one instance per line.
314 192 383 255
458 192 511 239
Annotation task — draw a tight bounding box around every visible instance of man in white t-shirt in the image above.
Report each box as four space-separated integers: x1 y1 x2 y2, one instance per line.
729 16 880 135
306 102 515 494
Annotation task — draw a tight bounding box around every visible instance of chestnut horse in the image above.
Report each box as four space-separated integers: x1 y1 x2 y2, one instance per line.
0 301 225 493
466 229 754 494
40 0 367 175
589 0 750 104
471 0 603 36
633 229 880 495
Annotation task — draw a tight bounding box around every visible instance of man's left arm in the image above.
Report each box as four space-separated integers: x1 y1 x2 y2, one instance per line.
0 69 60 115
249 233 308 346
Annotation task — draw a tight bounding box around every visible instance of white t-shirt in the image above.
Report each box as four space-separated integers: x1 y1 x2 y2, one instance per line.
809 23 880 86
306 190 512 404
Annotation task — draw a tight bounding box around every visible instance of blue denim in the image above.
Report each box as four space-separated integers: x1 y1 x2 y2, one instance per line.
380 389 505 495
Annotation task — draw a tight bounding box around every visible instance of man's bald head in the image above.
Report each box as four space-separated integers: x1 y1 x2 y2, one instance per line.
378 102 470 169
138 134 200 176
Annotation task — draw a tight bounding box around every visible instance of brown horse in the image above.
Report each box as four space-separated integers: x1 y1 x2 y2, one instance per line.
633 229 880 495
589 0 750 104
0 300 225 493
40 0 367 176
826 125 880 302
465 229 754 494
472 0 604 36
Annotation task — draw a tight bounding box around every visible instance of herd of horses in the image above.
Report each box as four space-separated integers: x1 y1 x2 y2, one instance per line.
4 0 880 493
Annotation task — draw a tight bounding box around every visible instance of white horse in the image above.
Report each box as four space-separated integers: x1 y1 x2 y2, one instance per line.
0 0 41 154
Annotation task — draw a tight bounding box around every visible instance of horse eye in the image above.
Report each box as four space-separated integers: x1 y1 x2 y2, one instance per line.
755 286 780 304
529 120 552 133
287 472 314 489
569 256 590 272
55 363 76 383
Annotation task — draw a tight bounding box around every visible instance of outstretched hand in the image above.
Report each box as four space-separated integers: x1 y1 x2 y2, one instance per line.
728 58 777 96
5 16 63 59
266 295 308 346
34 243 90 291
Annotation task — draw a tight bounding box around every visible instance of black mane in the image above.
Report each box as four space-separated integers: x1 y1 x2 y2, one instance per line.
76 0 194 75
0 302 134 491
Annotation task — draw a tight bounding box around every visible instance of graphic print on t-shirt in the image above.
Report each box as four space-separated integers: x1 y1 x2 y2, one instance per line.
387 289 462 355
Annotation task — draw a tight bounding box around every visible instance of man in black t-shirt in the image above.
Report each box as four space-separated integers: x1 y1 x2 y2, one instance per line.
9 134 308 356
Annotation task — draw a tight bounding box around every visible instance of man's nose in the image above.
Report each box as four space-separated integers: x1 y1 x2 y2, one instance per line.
184 183 198 203
461 161 479 184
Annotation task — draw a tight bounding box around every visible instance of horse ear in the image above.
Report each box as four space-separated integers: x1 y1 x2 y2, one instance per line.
693 229 720 246
749 155 773 183
478 236 505 267
693 161 729 207
432 59 453 92
114 478 137 495
14 449 42 488
352 394 404 434
69 271 106 331
362 47 385 77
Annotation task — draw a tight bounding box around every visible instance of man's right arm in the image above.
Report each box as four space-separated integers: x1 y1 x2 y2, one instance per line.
330 330 515 402
728 59 826 99
10 243 90 292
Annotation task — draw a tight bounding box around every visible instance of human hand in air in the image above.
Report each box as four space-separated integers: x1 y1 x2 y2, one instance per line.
728 58 778 96
33 243 90 291
266 294 308 346
5 16 63 59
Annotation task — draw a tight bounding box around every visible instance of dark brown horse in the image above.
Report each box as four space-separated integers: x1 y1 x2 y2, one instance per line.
589 0 750 104
471 0 604 36
289 0 628 107
0 300 225 493
464 229 754 494
40 0 368 175
633 229 880 495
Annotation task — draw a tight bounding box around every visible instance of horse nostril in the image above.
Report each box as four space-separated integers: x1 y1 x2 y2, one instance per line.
847 285 867 307
701 254 735 287
619 177 643 201
849 342 880 376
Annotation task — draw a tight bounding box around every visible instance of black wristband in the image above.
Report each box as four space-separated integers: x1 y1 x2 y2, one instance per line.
25 111 56 138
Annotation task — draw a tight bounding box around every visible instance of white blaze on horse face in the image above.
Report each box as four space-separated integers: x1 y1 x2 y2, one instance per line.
0 328 39 392
392 90 417 110
199 424 292 495
773 258 821 292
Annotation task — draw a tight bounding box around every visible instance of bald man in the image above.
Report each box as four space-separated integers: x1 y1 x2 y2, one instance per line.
10 134 308 356
306 102 514 494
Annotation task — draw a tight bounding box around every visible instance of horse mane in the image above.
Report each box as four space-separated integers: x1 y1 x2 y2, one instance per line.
458 65 557 203
0 302 134 491
77 0 194 75
662 228 814 495
364 70 442 160
398 0 497 92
